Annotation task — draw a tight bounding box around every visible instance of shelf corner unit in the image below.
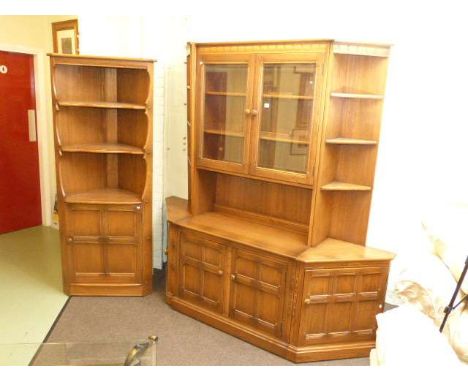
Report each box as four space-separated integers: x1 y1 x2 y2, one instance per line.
50 54 155 297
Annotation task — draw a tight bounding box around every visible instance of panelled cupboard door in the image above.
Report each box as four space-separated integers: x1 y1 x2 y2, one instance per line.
65 204 143 284
250 53 326 185
297 266 388 346
178 231 226 313
196 54 255 174
230 249 289 339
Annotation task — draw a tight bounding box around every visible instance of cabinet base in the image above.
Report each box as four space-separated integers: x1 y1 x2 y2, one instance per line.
166 294 374 363
67 283 152 297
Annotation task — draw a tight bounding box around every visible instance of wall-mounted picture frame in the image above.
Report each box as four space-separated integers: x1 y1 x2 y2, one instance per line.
52 19 79 55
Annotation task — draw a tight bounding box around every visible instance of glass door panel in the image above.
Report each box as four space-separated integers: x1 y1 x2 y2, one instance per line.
201 64 249 165
256 63 316 176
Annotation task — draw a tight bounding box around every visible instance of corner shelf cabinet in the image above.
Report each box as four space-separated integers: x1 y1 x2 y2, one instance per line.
49 54 155 296
166 40 395 363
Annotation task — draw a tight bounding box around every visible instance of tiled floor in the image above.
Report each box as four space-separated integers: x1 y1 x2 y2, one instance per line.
0 226 68 365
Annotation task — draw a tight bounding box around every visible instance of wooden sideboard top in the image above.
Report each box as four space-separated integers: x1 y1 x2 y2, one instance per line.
297 238 395 263
166 196 395 263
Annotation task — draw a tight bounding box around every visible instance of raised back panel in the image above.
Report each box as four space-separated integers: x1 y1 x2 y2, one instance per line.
328 99 383 141
214 173 312 228
332 55 388 94
56 108 106 145
334 146 377 186
118 155 147 196
60 153 107 194
117 110 148 147
54 65 107 102
117 69 150 104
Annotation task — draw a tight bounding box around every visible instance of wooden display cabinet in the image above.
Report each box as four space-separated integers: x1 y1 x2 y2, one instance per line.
49 54 155 296
167 40 394 362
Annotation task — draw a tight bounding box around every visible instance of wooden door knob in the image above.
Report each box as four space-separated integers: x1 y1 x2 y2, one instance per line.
231 274 236 280
244 109 251 115
251 109 258 116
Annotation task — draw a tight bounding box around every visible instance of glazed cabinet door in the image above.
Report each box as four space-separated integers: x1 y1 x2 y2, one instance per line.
250 54 326 185
196 54 255 174
65 204 143 284
229 248 291 339
296 266 388 346
178 230 227 313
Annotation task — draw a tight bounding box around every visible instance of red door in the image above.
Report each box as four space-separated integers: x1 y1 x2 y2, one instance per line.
0 51 41 233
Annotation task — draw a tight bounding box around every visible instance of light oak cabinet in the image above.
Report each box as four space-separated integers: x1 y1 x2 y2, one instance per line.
296 266 388 347
167 40 394 362
230 248 291 339
197 51 325 185
65 204 143 285
49 54 155 296
178 230 226 313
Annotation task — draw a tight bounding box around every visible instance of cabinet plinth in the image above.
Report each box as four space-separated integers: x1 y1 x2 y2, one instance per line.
49 54 155 296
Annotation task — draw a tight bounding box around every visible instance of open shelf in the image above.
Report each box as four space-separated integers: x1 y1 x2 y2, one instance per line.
205 91 246 97
61 143 144 155
330 92 384 100
64 188 142 204
263 93 314 100
259 131 309 144
204 129 244 138
326 138 377 145
175 210 308 258
321 182 371 191
57 100 146 110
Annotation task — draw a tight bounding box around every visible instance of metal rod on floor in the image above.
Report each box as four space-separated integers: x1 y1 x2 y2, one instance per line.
440 255 468 332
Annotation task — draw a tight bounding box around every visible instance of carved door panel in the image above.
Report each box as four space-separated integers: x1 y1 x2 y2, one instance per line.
298 266 388 346
230 249 289 339
66 204 142 284
179 231 226 313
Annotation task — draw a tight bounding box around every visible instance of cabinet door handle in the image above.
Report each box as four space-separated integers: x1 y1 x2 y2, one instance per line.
244 109 251 115
251 109 258 116
231 274 236 281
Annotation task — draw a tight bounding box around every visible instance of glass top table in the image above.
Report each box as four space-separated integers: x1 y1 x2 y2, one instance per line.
0 336 158 366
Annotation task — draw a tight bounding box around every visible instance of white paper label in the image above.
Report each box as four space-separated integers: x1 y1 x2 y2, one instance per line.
0 65 7 74
263 102 270 109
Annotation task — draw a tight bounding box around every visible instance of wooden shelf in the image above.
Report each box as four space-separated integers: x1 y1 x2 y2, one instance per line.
57 100 146 110
171 209 308 258
205 91 246 97
321 182 371 191
65 188 142 204
260 131 309 144
325 138 377 145
330 92 384 100
61 143 144 154
204 129 244 138
263 93 313 100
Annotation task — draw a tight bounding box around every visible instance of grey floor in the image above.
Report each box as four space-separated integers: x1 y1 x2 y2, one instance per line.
44 271 369 366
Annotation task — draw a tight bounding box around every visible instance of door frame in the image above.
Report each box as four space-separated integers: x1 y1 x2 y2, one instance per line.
0 44 53 226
